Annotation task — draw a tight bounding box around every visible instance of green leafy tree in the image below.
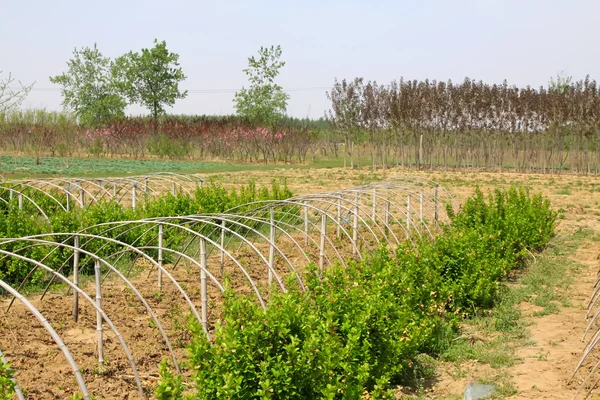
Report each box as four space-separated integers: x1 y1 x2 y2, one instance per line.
114 39 187 122
50 44 126 127
234 45 290 125
0 71 35 114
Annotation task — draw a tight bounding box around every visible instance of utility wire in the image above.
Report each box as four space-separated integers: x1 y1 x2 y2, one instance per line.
9 86 331 93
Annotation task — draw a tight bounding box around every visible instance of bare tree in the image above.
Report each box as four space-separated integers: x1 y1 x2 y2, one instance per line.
0 71 35 114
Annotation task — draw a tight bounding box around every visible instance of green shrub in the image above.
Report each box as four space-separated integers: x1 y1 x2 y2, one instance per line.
0 178 294 287
158 186 556 399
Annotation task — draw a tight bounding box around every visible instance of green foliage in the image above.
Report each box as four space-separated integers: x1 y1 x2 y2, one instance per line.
0 178 293 287
0 358 16 400
234 45 290 125
148 133 190 159
114 39 187 121
50 44 126 127
159 186 556 398
155 361 184 399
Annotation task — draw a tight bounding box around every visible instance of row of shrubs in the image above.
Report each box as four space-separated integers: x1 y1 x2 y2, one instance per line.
0 178 293 286
156 186 557 399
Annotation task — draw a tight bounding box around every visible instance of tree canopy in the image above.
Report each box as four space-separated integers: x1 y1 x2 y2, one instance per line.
50 44 126 127
234 45 289 125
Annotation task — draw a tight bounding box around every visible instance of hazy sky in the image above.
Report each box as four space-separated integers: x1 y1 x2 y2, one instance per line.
2 0 599 118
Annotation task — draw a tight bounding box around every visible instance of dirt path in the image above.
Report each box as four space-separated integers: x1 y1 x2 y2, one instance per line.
508 225 599 399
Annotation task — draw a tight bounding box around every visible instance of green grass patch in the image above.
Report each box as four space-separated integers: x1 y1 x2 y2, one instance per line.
438 226 587 397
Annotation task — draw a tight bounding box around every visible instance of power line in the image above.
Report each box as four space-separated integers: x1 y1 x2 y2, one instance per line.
9 86 331 94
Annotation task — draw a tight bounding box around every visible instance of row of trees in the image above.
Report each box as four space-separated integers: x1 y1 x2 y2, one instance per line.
47 42 289 127
1 41 290 128
49 40 187 126
326 75 600 173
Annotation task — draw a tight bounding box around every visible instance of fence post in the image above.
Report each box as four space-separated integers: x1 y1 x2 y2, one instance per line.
73 235 80 322
94 259 104 367
17 193 23 209
172 182 177 196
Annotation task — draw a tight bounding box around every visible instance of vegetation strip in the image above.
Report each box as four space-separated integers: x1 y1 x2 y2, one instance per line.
154 186 556 399
0 178 292 286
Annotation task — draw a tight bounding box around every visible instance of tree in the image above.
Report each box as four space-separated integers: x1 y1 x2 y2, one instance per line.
327 78 364 168
234 45 290 125
50 44 126 127
114 39 187 122
0 71 35 114
549 70 573 93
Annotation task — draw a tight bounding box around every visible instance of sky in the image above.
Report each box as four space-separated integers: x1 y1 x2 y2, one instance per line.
1 0 599 119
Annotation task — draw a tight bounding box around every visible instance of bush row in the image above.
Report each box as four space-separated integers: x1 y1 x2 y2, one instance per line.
156 186 557 399
0 178 293 286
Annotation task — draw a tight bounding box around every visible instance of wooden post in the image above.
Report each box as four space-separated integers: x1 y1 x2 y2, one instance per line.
319 214 326 273
94 259 104 366
157 224 163 292
17 193 23 209
200 237 209 338
172 182 177 196
73 235 80 322
144 176 149 193
269 207 275 287
112 182 117 198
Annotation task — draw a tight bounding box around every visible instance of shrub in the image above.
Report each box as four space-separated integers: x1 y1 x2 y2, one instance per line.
158 186 556 399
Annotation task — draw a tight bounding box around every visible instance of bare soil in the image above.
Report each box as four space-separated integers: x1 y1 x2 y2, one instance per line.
1 166 599 399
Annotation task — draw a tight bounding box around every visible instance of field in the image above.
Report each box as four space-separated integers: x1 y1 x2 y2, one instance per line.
0 164 599 399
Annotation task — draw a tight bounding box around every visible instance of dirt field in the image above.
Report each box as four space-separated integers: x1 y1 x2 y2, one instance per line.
1 166 599 399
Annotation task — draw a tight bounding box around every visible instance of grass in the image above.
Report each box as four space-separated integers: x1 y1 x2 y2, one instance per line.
0 154 380 179
413 226 590 399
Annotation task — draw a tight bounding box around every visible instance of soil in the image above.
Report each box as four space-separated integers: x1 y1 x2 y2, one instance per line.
1 166 599 399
